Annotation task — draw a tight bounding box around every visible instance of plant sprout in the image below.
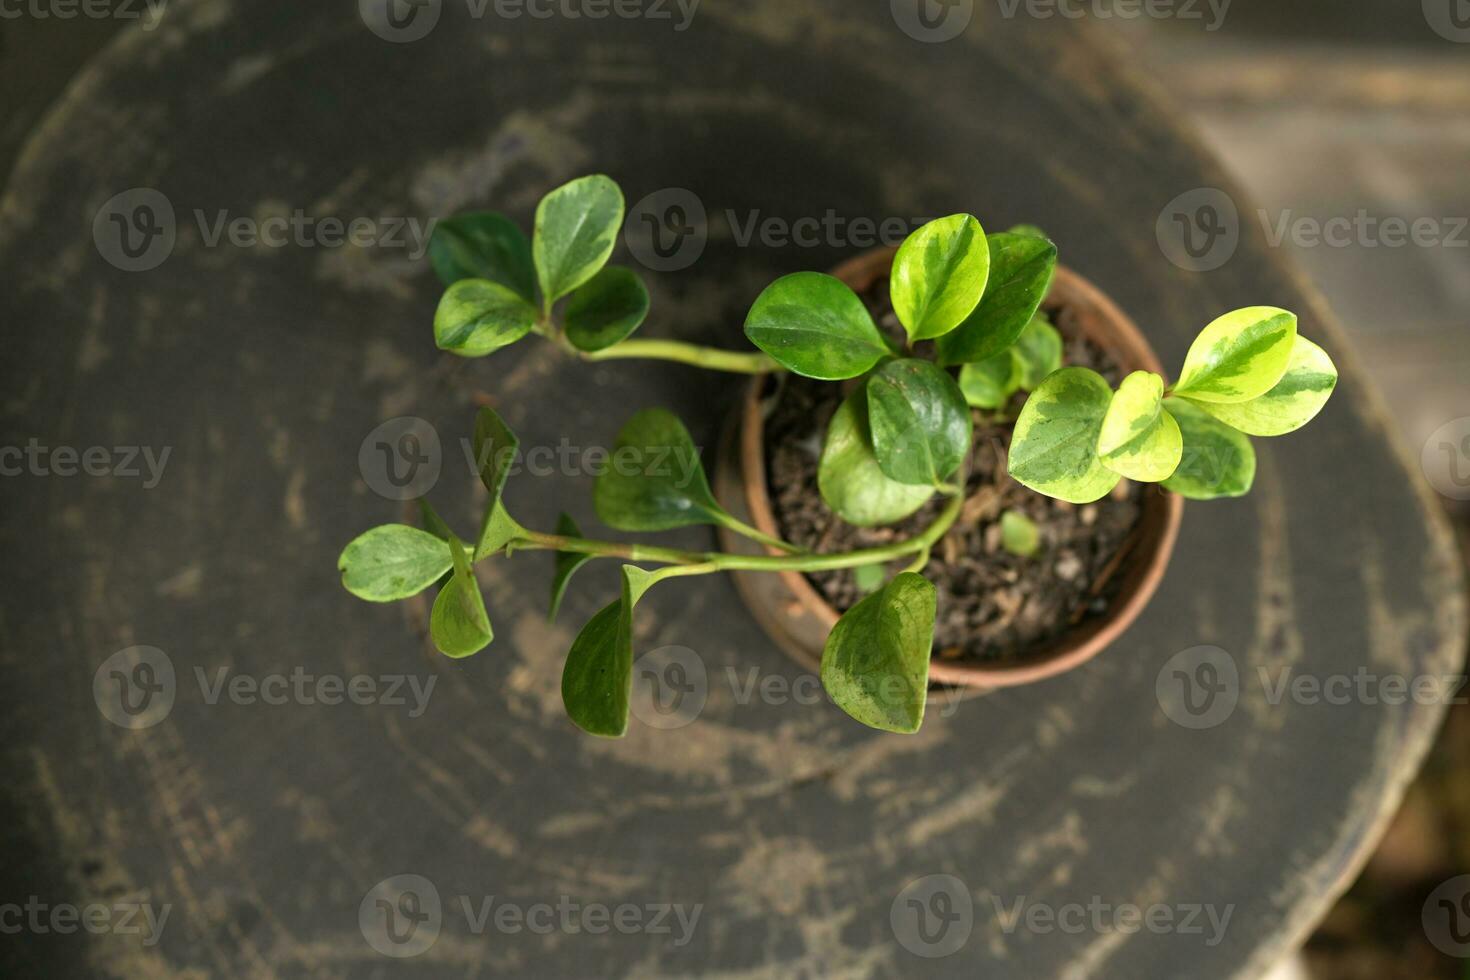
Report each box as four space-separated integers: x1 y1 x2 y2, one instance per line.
339 174 1339 736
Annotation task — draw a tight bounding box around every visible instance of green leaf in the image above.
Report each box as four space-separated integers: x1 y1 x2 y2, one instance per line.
428 212 536 301
475 499 525 561
430 532 493 658
820 572 935 733
339 524 454 602
818 389 934 527
1007 367 1121 504
560 565 655 737
853 563 887 594
958 350 1022 409
418 499 454 541
1012 313 1063 390
471 406 519 501
548 512 595 623
533 174 624 305
935 232 1057 366
1007 223 1048 239
1187 337 1337 436
865 359 972 487
1000 510 1040 557
744 272 890 380
1162 399 1257 499
593 408 725 531
1097 370 1183 482
1172 306 1298 403
889 214 989 342
434 279 539 357
564 265 649 352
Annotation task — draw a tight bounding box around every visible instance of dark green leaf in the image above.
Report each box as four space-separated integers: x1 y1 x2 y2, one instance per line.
936 232 1057 366
889 214 990 341
1012 313 1063 390
339 524 454 602
1007 367 1121 503
430 532 492 658
865 359 972 487
817 389 933 527
418 499 453 541
533 174 624 304
560 566 656 737
1162 399 1257 499
744 272 890 380
564 265 649 352
471 406 519 501
820 572 935 733
548 513 595 623
434 279 539 357
593 408 725 531
428 212 536 301
958 350 1022 409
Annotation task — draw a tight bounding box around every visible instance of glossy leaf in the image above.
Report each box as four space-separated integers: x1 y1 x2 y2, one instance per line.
593 408 725 531
471 406 519 501
1097 371 1183 482
533 174 624 304
936 232 1056 365
1162 399 1257 499
564 265 649 352
560 565 655 737
958 350 1022 409
818 389 934 527
1007 367 1121 504
865 359 972 487
430 532 493 658
434 279 538 357
820 572 935 734
744 272 890 380
428 212 536 301
1000 511 1040 557
339 524 454 602
1172 306 1298 403
548 512 595 623
889 214 989 341
1012 313 1063 390
1187 336 1337 436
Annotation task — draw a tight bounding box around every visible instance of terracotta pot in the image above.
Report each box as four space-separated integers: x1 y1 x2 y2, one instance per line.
713 246 1184 689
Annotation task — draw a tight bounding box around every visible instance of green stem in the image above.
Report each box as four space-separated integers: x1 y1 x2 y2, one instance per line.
713 512 806 554
580 338 780 375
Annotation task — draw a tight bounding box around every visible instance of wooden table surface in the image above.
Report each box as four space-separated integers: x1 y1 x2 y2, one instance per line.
0 1 1464 976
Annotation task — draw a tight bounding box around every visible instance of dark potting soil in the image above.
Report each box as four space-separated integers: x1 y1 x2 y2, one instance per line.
763 282 1145 665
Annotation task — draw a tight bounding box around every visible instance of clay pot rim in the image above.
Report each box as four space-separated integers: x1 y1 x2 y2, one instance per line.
736 246 1184 688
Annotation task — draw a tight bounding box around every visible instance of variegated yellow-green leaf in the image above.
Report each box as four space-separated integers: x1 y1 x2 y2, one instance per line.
818 389 934 526
1162 399 1256 499
820 572 935 733
339 524 454 602
744 272 891 380
533 174 624 305
1187 336 1337 436
1013 313 1062 390
865 359 972 487
1007 368 1121 504
1097 371 1183 482
889 214 989 342
433 279 539 357
430 531 493 658
934 231 1055 365
1172 306 1297 403
958 350 1022 409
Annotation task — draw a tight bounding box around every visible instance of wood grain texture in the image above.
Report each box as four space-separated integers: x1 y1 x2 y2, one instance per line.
0 1 1463 976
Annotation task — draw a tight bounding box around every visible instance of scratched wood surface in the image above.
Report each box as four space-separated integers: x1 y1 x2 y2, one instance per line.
0 1 1464 977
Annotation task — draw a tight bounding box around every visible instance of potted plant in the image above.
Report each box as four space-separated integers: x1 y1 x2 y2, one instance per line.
338 174 1339 736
